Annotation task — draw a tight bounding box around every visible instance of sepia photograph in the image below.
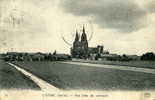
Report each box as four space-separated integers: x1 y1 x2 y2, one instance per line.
0 0 155 100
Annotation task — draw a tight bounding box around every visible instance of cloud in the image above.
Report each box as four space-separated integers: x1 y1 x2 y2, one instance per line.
60 0 147 32
0 0 47 49
146 0 155 13
25 0 58 9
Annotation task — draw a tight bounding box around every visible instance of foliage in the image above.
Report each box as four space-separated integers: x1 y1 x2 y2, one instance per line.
141 52 155 61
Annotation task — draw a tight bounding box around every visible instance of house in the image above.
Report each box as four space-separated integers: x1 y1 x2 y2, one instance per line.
126 55 140 60
100 54 120 61
31 52 45 61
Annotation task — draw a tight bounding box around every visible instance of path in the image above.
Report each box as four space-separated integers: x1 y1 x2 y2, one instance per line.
7 62 59 92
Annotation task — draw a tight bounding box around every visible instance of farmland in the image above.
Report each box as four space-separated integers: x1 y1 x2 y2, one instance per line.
0 60 40 90
14 61 155 91
72 59 155 69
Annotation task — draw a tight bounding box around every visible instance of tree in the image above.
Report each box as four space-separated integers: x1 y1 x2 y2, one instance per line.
141 52 155 61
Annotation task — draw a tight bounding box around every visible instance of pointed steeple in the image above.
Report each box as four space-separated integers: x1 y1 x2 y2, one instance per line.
75 29 79 41
81 25 87 41
82 25 86 34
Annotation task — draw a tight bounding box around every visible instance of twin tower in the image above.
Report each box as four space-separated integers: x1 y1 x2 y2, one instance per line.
71 26 89 58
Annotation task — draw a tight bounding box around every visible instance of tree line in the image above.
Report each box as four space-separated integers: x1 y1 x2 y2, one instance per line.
141 52 155 61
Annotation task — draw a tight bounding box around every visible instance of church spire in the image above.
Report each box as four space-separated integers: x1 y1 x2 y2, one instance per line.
82 25 86 34
81 25 87 41
75 29 79 41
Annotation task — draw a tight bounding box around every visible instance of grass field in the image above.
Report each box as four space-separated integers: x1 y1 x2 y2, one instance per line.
0 60 40 90
14 61 155 91
72 60 155 69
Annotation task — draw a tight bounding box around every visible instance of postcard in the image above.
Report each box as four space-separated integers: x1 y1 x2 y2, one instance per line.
0 0 155 100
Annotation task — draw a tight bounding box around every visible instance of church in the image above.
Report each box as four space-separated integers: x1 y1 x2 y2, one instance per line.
71 26 104 59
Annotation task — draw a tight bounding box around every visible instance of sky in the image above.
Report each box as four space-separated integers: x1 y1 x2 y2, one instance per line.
0 0 155 55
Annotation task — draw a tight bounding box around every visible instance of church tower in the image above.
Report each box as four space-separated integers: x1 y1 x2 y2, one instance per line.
73 30 80 48
71 30 81 58
81 26 88 58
